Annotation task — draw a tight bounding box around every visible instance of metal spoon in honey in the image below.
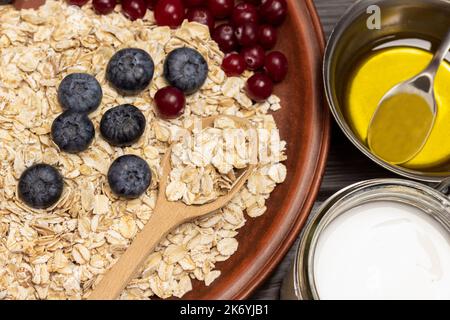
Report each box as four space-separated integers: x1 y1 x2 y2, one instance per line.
88 115 257 300
368 30 450 165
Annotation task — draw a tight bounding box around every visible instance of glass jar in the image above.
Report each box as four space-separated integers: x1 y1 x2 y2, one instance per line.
281 178 450 300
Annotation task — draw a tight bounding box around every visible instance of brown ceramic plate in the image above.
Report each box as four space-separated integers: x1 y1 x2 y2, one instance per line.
182 0 330 299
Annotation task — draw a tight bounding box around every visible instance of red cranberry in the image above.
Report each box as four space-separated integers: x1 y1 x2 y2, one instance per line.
122 0 147 20
213 23 238 53
245 73 273 101
241 45 265 70
234 22 258 47
154 86 186 119
258 24 277 49
231 3 258 26
207 0 234 19
183 0 206 8
93 0 116 14
144 0 158 9
264 51 288 82
155 0 185 28
260 0 287 26
221 53 246 77
187 7 215 31
244 0 260 5
67 0 89 6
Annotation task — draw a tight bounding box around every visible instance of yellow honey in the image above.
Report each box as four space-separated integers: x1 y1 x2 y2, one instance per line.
346 47 450 170
367 92 434 164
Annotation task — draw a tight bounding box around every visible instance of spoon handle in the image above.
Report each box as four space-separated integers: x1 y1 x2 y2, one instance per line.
427 29 450 75
87 207 179 300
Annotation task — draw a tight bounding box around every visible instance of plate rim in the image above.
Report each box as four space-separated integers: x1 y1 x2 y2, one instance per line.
228 0 331 300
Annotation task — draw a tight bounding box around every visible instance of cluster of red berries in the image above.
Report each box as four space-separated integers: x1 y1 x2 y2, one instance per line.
213 0 288 101
67 0 288 102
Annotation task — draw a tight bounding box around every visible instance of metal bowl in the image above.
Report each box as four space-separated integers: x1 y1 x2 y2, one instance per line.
324 0 450 182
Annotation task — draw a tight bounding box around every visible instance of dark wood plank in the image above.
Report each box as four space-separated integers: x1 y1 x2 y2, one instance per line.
251 0 398 300
314 0 356 37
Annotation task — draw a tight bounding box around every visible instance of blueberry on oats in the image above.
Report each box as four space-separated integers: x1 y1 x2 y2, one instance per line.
58 73 102 114
108 155 151 199
100 104 146 147
106 48 154 95
163 47 208 94
51 111 95 154
18 164 64 209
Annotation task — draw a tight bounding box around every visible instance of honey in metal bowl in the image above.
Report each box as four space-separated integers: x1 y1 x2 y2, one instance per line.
344 37 450 172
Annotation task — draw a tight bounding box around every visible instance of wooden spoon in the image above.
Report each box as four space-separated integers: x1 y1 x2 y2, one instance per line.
88 115 257 300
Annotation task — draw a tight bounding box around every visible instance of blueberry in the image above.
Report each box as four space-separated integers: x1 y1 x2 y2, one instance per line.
51 111 95 154
106 48 155 95
163 47 208 94
58 73 102 114
100 104 146 147
108 155 151 199
18 164 64 209
0 0 13 4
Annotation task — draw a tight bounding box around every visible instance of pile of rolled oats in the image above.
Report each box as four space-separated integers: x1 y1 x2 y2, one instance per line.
167 116 258 205
0 1 287 300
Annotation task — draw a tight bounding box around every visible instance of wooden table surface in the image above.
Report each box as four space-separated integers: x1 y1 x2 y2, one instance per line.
251 0 397 300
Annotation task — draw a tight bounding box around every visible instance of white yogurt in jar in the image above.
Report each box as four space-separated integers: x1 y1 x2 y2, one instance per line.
313 201 450 300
